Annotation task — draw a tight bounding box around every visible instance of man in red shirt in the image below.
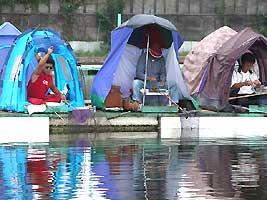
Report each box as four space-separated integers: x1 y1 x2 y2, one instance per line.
27 47 66 105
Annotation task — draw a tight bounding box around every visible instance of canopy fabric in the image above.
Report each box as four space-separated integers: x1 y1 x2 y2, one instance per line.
166 43 191 100
120 14 178 49
0 22 21 36
127 24 172 48
196 27 267 111
91 27 133 108
91 14 186 109
182 26 237 94
32 29 64 54
0 22 21 95
119 14 177 31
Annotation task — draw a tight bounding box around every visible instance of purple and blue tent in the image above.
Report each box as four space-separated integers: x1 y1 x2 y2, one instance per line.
91 14 192 109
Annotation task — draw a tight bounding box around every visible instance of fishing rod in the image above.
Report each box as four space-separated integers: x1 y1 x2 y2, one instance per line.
46 106 64 121
159 91 192 118
107 111 131 120
228 91 267 100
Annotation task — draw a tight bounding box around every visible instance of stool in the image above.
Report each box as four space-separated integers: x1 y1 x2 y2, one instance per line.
141 88 171 106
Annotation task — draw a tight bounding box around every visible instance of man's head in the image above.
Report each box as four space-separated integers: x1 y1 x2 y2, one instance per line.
240 52 255 72
43 56 55 75
149 43 162 58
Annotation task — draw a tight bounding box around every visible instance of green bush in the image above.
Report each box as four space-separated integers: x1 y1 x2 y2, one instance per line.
96 0 125 46
75 49 109 57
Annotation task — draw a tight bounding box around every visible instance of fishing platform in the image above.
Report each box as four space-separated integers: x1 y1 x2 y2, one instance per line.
1 103 267 143
1 64 267 142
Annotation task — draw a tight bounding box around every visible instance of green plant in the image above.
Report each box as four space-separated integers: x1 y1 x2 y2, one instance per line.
178 51 189 57
96 0 125 45
0 0 14 7
214 0 225 15
253 13 267 37
75 49 109 57
60 0 82 24
0 0 49 11
59 0 83 40
215 0 226 25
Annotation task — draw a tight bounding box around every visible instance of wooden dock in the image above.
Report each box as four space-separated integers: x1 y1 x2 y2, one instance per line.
1 105 267 141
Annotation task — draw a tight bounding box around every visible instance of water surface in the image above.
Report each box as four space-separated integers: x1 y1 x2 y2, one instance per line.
1 134 267 199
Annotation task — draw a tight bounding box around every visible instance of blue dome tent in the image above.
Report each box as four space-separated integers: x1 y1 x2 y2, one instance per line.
0 22 21 96
0 28 84 112
91 14 192 109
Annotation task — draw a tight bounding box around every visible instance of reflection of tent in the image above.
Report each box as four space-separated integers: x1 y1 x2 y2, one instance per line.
91 14 191 109
182 26 237 94
0 146 31 199
0 29 84 112
0 22 21 95
91 147 120 199
196 27 267 111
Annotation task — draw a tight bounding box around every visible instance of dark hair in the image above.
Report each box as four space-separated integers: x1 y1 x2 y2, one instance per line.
46 56 55 66
238 52 255 74
241 52 255 64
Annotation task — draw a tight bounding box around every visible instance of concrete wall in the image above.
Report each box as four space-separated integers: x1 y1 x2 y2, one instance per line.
69 41 102 52
0 0 266 41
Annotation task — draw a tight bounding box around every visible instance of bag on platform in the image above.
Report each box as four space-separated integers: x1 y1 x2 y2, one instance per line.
105 85 123 108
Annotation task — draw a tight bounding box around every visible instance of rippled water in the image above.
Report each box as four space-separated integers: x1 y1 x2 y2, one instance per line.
1 134 267 199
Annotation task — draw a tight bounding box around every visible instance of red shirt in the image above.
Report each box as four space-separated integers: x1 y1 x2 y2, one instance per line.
27 72 52 99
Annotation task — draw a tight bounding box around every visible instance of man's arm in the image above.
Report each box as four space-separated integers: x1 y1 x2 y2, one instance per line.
231 80 254 89
232 82 248 89
251 73 261 87
253 79 261 87
50 81 66 102
231 70 252 89
30 47 53 82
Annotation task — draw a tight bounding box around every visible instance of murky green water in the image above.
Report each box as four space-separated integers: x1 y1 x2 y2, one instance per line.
1 134 267 199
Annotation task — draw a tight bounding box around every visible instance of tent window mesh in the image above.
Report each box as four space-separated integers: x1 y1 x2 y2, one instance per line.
57 56 72 81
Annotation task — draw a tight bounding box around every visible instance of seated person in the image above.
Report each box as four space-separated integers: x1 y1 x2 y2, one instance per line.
27 47 66 105
132 42 178 106
230 52 261 107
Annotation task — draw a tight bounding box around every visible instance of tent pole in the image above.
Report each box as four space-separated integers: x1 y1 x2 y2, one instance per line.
142 34 150 106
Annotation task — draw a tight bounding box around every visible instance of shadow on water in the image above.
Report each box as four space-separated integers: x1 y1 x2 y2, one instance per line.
1 130 267 199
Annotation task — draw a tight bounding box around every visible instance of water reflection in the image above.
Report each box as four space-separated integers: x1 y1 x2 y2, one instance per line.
0 135 267 199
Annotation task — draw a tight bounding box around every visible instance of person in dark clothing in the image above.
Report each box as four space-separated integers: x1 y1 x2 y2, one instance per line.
132 43 178 106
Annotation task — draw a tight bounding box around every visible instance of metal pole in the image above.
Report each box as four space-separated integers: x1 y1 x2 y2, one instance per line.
142 34 150 106
117 13 122 27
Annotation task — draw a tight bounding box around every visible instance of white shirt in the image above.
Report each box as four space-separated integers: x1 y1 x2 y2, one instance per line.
231 70 258 94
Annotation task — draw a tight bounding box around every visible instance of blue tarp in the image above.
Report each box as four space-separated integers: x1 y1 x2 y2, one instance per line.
91 27 133 108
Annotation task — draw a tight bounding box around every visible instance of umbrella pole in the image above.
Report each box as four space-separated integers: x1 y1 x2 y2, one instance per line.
142 34 150 106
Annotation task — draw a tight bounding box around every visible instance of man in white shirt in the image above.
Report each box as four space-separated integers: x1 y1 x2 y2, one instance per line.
230 52 261 106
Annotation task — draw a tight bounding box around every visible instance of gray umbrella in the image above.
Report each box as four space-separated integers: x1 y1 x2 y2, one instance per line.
119 14 177 49
119 14 177 31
